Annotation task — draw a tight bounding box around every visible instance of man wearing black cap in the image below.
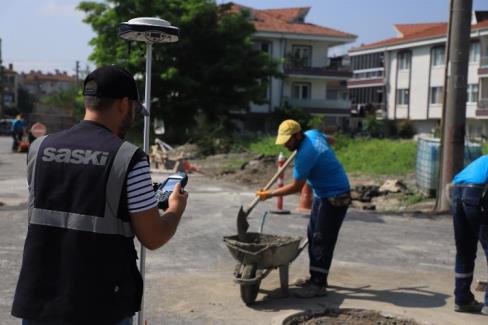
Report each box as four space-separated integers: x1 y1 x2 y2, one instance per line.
11 66 188 324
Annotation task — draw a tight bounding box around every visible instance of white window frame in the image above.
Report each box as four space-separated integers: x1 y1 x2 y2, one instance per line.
291 45 312 67
470 42 480 63
292 82 311 100
397 51 411 70
396 89 409 106
467 83 479 103
431 46 445 66
430 86 443 105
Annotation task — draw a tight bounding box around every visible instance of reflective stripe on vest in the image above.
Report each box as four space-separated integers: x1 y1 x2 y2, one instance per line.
27 135 48 223
28 140 138 237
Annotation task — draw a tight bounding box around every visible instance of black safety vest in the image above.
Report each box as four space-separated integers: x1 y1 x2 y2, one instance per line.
12 121 145 324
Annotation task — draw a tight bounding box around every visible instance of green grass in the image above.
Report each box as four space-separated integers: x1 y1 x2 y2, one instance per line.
232 136 292 157
334 135 416 175
238 134 417 176
483 142 488 155
403 192 429 206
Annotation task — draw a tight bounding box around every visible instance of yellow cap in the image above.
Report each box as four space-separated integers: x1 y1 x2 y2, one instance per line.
275 119 301 145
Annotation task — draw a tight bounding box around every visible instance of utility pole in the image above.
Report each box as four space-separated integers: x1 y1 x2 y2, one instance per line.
0 38 3 115
437 0 473 211
75 60 80 83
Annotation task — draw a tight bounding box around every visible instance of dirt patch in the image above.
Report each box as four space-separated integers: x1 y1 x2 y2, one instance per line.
191 152 434 213
283 308 420 325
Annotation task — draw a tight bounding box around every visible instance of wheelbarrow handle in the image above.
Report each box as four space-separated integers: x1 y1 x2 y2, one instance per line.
245 150 297 214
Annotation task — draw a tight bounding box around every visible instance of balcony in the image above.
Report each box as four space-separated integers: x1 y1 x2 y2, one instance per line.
481 56 488 67
284 97 352 114
283 63 352 79
475 99 488 117
478 56 488 75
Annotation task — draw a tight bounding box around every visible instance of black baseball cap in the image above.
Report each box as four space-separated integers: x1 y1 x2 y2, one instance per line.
83 65 148 116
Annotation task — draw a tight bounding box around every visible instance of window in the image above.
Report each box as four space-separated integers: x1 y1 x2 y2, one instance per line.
467 84 479 103
396 89 409 105
327 89 339 100
430 86 443 104
470 42 480 63
431 46 445 66
253 41 271 54
291 45 312 67
292 82 310 99
397 51 411 70
3 93 14 105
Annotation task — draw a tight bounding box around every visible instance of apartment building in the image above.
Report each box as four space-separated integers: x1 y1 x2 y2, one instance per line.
20 70 76 97
2 63 20 112
230 3 357 132
348 12 488 137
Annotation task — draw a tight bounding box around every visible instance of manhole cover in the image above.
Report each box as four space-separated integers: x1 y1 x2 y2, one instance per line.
283 308 420 325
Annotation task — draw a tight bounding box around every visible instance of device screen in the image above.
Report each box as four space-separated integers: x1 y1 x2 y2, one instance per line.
163 178 180 191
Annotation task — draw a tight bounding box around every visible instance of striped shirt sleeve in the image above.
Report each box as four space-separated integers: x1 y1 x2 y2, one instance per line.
127 159 158 213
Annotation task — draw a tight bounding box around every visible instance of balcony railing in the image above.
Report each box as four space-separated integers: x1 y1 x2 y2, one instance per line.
283 63 352 78
479 98 488 109
481 56 488 68
284 97 352 110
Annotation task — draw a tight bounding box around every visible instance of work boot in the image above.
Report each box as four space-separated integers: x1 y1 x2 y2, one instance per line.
294 283 327 299
482 305 488 315
454 300 483 313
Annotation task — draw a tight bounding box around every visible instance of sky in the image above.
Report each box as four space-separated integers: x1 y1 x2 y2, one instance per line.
1 0 487 74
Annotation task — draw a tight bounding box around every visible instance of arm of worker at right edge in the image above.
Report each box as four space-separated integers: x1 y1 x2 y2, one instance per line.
130 183 188 250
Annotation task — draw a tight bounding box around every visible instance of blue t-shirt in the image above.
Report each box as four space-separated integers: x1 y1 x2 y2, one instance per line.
293 130 350 198
11 119 25 133
452 154 488 185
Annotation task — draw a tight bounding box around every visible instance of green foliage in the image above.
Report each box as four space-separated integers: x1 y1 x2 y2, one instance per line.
39 85 84 120
192 115 235 155
482 142 488 155
397 120 416 139
403 192 429 206
273 98 325 132
77 0 280 142
362 116 384 137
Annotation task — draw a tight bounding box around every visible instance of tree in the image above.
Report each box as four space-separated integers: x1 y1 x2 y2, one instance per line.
39 85 85 120
78 0 280 142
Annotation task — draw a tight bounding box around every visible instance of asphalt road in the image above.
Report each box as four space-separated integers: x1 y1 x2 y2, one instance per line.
0 135 487 325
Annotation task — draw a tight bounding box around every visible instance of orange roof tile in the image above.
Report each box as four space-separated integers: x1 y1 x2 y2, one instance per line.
261 7 310 22
228 3 356 39
21 71 76 83
394 23 446 36
352 20 488 52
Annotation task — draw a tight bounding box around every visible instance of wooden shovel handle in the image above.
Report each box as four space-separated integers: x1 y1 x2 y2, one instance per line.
245 150 297 213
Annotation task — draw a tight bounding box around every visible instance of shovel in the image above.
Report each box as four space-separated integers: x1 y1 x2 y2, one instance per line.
237 150 297 241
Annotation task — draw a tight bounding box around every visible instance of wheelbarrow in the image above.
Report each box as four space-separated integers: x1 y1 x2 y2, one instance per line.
223 212 308 305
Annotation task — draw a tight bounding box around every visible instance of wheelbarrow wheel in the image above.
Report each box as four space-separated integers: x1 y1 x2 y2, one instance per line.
240 264 260 305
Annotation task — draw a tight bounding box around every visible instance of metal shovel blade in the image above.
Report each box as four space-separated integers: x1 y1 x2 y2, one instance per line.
237 205 249 241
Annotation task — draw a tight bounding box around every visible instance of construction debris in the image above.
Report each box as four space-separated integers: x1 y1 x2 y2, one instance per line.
150 139 202 174
379 179 407 193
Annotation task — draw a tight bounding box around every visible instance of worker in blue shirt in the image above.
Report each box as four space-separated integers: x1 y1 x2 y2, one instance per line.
450 155 488 315
11 114 26 151
256 119 350 298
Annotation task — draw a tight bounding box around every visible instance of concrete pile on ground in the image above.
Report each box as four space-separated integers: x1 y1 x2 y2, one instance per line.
283 308 420 325
219 154 281 186
351 179 407 211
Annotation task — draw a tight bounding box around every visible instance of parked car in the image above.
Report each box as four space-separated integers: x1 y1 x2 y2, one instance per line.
0 119 13 136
